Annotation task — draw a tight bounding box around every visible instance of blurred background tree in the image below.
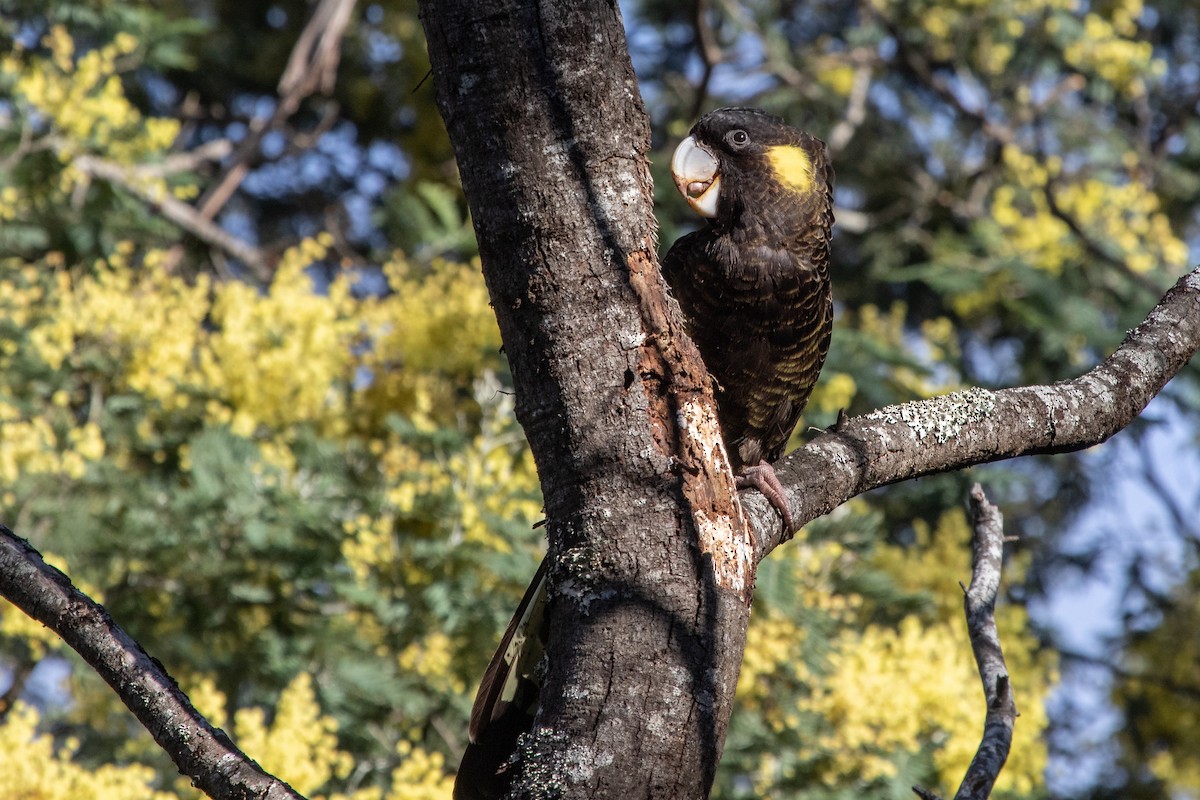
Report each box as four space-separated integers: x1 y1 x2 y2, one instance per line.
0 0 1196 798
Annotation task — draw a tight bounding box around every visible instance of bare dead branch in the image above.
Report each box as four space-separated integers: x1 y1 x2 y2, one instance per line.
0 527 306 800
688 0 723 122
141 138 235 176
826 59 872 158
73 155 269 276
195 0 356 223
956 484 1016 799
0 660 34 722
912 484 1014 800
751 265 1200 557
278 0 357 97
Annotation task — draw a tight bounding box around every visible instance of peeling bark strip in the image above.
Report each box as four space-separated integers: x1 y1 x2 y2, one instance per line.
751 266 1200 559
628 252 754 604
678 400 755 602
0 528 304 800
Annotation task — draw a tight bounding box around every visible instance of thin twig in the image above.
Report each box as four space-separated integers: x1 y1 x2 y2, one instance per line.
689 0 722 122
912 484 1015 800
73 155 269 276
957 484 1017 799
194 0 356 222
826 58 872 158
136 138 234 177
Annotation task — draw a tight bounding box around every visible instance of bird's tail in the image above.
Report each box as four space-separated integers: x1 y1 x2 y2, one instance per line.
454 558 549 800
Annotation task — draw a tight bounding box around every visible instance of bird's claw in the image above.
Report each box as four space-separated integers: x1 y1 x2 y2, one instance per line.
737 461 794 532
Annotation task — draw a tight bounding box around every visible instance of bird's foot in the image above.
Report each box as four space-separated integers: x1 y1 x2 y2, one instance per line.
737 461 794 532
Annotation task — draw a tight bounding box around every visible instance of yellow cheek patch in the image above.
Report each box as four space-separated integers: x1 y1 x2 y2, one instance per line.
766 145 815 193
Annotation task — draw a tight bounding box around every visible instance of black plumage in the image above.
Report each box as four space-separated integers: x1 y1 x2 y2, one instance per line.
455 561 547 800
662 108 834 525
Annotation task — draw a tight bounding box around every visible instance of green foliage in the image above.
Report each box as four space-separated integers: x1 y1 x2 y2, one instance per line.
384 181 479 261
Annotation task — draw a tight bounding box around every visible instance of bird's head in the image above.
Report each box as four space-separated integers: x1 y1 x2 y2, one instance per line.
670 107 829 224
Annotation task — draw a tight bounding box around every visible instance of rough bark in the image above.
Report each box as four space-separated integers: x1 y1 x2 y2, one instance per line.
419 2 754 797
749 265 1200 557
955 485 1017 800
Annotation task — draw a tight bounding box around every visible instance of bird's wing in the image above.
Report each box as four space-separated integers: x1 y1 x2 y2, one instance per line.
468 557 549 742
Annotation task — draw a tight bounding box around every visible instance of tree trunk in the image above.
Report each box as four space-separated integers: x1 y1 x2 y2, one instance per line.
419 1 754 797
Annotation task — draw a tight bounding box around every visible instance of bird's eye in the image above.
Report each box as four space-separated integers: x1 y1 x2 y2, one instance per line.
727 129 750 148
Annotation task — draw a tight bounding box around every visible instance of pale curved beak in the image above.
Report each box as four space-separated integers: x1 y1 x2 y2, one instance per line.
670 136 721 218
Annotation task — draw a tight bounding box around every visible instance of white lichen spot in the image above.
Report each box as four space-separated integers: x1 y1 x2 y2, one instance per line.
563 684 591 701
564 741 598 782
865 387 997 443
555 577 617 615
622 329 648 349
819 439 855 470
667 664 691 686
1119 345 1164 382
1029 384 1067 416
645 711 669 738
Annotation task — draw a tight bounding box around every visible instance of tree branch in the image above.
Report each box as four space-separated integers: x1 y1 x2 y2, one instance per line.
825 55 873 159
194 0 356 223
0 527 306 800
750 265 1200 557
73 154 269 276
913 484 1015 800
688 0 723 123
956 484 1017 799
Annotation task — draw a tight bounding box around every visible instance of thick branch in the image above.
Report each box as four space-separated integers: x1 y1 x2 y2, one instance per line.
0 527 305 800
750 265 1200 557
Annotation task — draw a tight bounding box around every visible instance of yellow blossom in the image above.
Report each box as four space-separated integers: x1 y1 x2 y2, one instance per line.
398 632 466 695
799 615 1049 791
232 673 352 796
0 703 175 800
